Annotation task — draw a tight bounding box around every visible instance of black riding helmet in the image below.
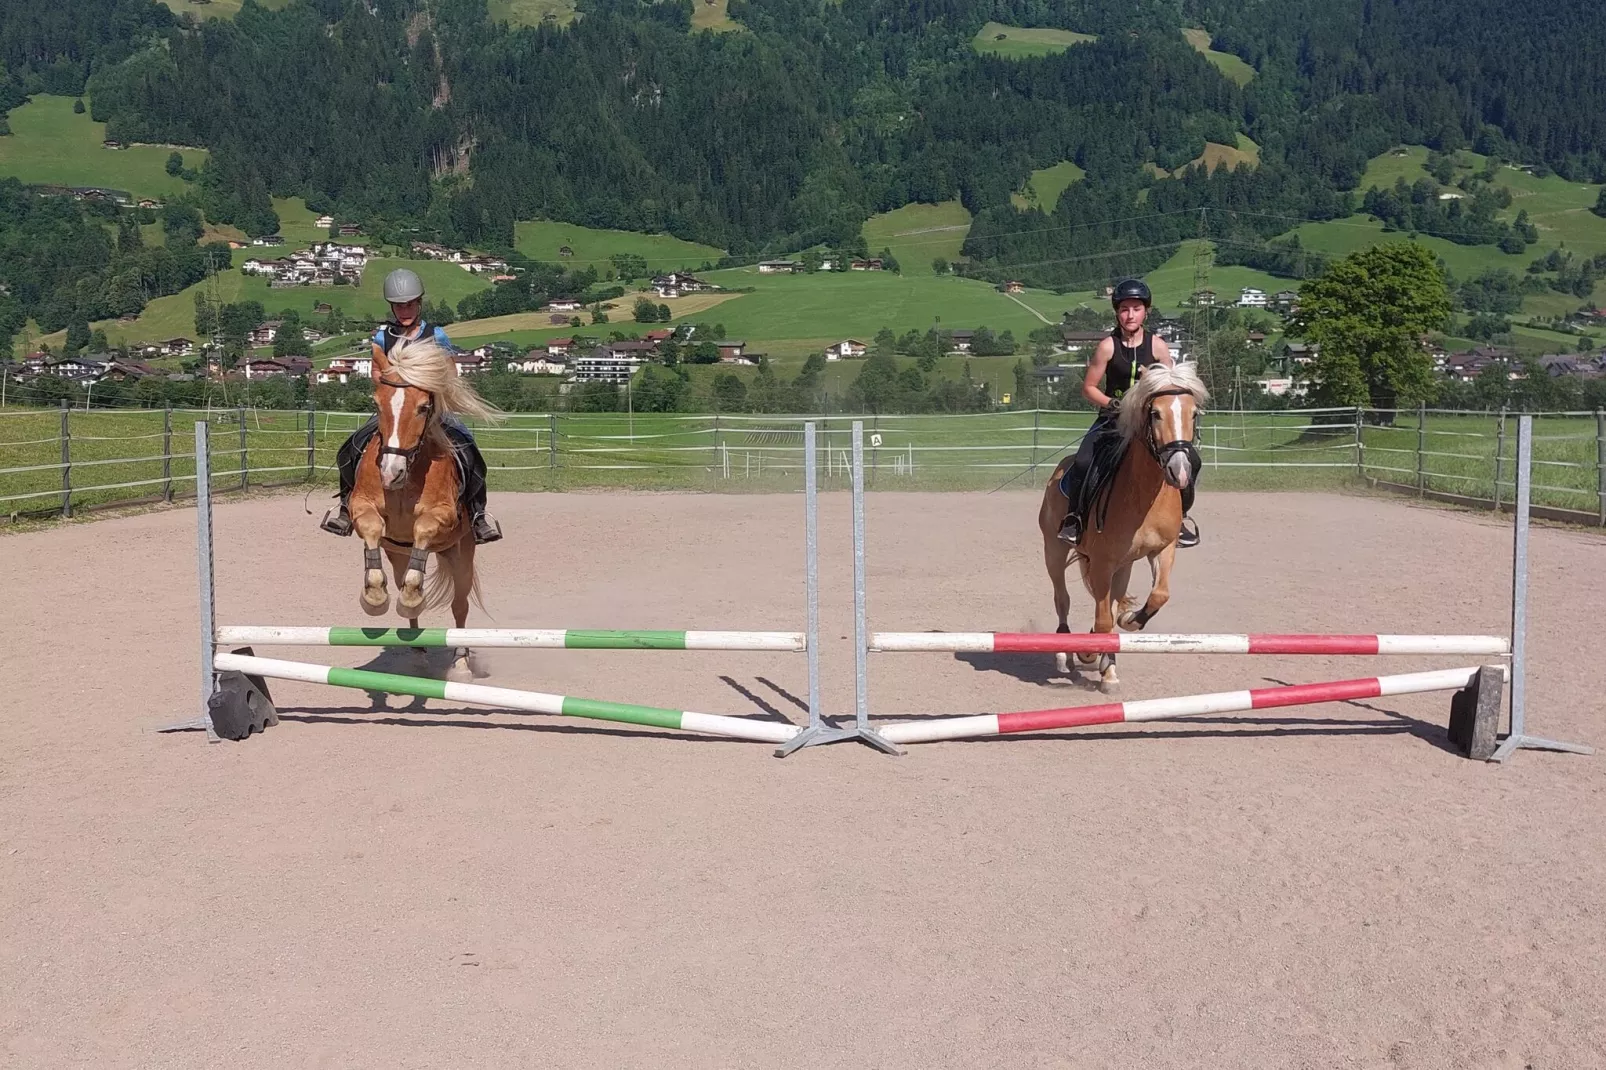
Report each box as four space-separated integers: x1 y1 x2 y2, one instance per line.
1111 278 1152 308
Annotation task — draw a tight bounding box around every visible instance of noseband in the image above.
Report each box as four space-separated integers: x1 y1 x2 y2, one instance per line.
376 375 435 468
1144 387 1201 473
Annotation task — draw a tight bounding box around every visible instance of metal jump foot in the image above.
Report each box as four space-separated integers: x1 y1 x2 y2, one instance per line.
1489 733 1595 763
774 721 903 758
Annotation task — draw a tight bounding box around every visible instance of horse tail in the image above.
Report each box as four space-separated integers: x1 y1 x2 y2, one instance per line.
420 540 489 615
1069 547 1094 597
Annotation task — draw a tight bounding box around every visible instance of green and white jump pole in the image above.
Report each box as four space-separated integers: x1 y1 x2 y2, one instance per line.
216 627 805 651
214 652 802 744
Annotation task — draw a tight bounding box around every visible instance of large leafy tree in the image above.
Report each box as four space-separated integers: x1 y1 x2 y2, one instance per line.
1289 243 1450 411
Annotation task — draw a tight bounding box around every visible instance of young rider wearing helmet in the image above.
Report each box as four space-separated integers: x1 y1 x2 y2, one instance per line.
320 267 502 543
1057 277 1200 547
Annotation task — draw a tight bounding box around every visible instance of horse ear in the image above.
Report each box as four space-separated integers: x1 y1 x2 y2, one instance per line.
370 337 390 377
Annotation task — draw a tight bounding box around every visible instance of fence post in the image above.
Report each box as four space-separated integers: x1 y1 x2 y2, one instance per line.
1596 408 1605 527
548 412 557 469
1493 407 1507 512
1353 405 1363 479
59 399 71 518
305 401 316 481
1032 408 1040 469
162 404 174 503
237 406 248 491
1416 401 1426 496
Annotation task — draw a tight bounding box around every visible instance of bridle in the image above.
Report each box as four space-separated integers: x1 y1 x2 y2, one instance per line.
1142 386 1201 478
375 374 436 469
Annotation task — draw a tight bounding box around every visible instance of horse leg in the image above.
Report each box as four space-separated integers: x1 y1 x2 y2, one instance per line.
1043 534 1075 674
1098 562 1133 691
1080 561 1121 693
443 536 477 682
1120 543 1176 632
352 508 390 616
396 502 453 615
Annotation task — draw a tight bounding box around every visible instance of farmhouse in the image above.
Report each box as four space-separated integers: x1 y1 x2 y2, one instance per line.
650 273 708 298
314 215 334 228
824 339 868 361
947 329 976 353
451 351 486 376
248 321 281 347
850 258 885 271
757 259 802 274
1059 328 1106 351
242 357 311 379
545 297 584 313
1001 280 1025 294
1237 288 1268 308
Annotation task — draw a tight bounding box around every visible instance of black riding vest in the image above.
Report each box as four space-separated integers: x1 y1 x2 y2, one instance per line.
1104 328 1159 401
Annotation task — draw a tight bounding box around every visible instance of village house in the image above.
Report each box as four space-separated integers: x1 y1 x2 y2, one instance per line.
337 224 361 237
545 297 584 313
314 215 334 229
1189 289 1217 307
1031 364 1080 387
459 255 509 275
649 273 708 299
643 329 674 344
102 360 161 383
47 357 109 381
1059 328 1107 352
1272 290 1301 313
1001 280 1025 294
510 352 570 375
545 338 576 357
1237 288 1268 308
757 259 802 274
850 258 885 271
824 339 868 361
241 356 311 379
247 321 281 347
947 329 976 353
451 351 485 376
250 235 286 247
571 347 645 385
1278 341 1319 373
608 339 659 360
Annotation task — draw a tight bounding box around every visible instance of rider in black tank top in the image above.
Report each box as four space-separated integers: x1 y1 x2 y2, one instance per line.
1057 277 1200 547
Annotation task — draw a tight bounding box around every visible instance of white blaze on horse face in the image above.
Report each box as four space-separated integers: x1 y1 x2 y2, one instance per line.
379 386 408 488
1163 395 1192 489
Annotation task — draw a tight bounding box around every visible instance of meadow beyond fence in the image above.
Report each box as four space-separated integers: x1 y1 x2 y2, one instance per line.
1 406 1603 525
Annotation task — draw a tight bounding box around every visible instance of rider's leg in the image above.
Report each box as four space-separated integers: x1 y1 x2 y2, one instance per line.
443 418 501 544
1177 465 1201 548
1058 414 1110 543
320 417 379 536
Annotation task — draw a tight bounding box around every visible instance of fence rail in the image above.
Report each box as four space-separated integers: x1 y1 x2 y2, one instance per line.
2 404 1603 525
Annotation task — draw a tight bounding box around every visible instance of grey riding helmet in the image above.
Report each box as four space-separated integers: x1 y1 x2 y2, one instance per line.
383 268 425 304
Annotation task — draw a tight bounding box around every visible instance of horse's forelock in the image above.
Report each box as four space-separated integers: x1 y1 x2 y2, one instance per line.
1117 362 1209 442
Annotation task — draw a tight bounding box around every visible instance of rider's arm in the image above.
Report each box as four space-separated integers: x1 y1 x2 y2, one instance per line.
1151 334 1174 368
1082 339 1115 408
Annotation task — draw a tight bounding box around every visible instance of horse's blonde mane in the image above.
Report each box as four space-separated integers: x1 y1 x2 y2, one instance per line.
383 337 504 424
1116 361 1209 442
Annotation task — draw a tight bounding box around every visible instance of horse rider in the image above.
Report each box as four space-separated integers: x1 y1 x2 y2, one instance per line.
320 267 502 544
1057 277 1200 548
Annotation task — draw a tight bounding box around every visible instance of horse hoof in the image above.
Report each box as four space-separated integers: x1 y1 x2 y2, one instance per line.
1099 678 1120 695
361 587 389 616
397 589 424 615
1055 652 1070 674
1117 612 1142 632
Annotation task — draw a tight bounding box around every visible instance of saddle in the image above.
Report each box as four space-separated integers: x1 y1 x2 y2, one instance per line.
1059 421 1129 534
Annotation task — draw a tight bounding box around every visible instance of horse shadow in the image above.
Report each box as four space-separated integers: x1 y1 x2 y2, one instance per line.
952 651 1103 690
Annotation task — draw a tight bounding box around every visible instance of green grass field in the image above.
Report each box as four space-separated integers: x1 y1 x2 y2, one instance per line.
1143 241 1286 313
24 256 494 352
156 0 290 17
1183 28 1255 86
0 95 207 201
690 0 742 32
4 405 1599 509
486 0 577 27
862 201 972 275
513 221 723 271
973 22 1097 59
1012 161 1086 212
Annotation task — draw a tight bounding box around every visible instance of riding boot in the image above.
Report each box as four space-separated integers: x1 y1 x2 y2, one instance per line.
320 499 353 537
471 510 502 544
1057 511 1082 545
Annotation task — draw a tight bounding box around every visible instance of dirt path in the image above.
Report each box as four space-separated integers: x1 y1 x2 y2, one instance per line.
2 491 1604 1068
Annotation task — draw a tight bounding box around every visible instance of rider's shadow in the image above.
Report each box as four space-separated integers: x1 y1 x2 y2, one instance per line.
350 647 461 711
952 651 1096 689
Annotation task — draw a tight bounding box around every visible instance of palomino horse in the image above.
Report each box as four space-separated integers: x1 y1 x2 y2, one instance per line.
350 337 501 679
1037 363 1208 692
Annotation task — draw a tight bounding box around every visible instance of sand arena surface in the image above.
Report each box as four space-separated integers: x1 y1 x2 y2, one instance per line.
2 490 1604 1069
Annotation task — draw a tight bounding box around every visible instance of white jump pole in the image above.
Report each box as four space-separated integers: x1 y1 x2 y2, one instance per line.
217 627 806 651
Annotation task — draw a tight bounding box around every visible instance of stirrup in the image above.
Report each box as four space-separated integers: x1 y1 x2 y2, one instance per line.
471 512 502 545
320 505 352 537
1056 515 1081 545
1177 516 1200 549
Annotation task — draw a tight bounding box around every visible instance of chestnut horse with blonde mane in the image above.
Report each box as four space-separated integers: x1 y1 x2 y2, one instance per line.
1037 363 1208 691
351 337 502 678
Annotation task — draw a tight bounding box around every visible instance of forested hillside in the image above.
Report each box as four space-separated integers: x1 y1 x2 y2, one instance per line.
1 0 1602 292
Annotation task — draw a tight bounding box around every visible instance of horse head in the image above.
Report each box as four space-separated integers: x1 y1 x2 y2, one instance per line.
371 340 439 490
1118 363 1209 491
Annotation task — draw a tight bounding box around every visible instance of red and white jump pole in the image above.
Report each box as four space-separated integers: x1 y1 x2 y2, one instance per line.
869 633 1511 656
877 666 1492 745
